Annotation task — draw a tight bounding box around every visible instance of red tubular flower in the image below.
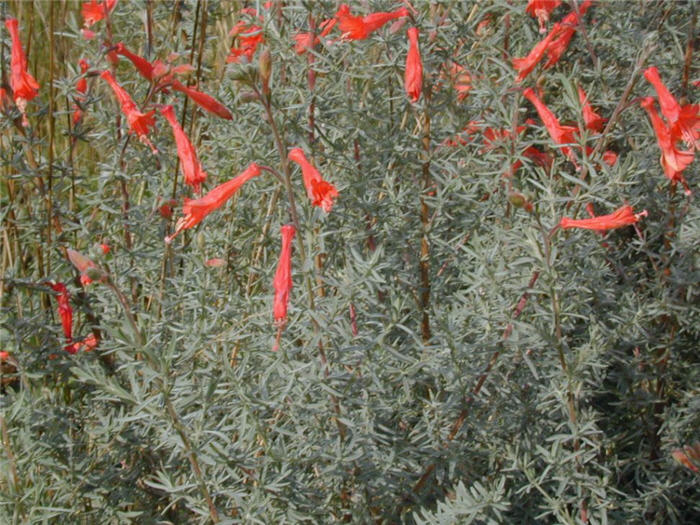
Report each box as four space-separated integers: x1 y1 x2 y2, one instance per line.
543 1 592 68
273 224 296 326
65 334 99 354
114 43 155 80
404 28 422 102
644 67 699 149
227 12 264 64
170 80 233 120
165 163 261 243
76 59 89 95
5 18 39 125
73 59 90 126
641 97 694 192
523 88 579 165
160 105 208 193
526 0 562 33
578 86 606 132
335 4 409 40
100 70 157 153
512 23 561 82
82 0 117 27
50 283 73 343
287 148 339 212
559 205 647 231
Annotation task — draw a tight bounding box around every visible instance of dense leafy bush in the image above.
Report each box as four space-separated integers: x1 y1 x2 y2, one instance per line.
1 1 698 523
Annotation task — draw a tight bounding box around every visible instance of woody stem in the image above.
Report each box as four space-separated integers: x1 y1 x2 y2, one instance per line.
256 85 346 438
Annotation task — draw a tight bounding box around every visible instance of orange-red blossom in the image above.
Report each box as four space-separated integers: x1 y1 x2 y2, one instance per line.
404 27 422 103
643 66 699 150
170 80 233 120
165 163 261 243
160 105 207 193
5 18 40 126
523 88 579 166
287 148 339 213
100 70 157 153
273 224 296 326
81 0 117 27
641 97 694 194
559 205 647 231
526 0 562 33
50 283 73 343
578 86 606 132
335 4 409 40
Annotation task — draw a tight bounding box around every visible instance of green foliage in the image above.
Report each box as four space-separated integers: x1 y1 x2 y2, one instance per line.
1 1 698 523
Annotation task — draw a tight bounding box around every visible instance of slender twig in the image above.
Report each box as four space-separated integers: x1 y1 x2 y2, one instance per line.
567 42 654 210
680 2 696 99
411 270 541 496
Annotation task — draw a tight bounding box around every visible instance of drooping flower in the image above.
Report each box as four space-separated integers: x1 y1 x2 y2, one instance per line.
76 59 89 95
66 248 102 286
73 59 90 126
100 70 157 153
404 27 422 103
543 0 592 68
512 22 562 82
114 43 155 80
81 0 117 27
526 0 562 33
559 205 647 231
287 148 339 212
170 80 233 120
578 85 606 132
644 66 699 149
5 18 40 126
335 3 409 40
165 163 261 243
50 283 73 343
523 87 579 165
160 105 208 193
641 97 694 193
273 224 296 326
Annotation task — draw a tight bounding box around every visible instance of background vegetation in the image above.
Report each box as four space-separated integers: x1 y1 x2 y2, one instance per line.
1 1 698 523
